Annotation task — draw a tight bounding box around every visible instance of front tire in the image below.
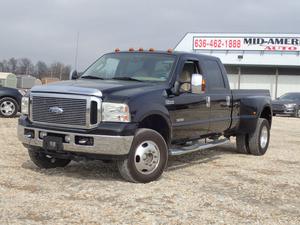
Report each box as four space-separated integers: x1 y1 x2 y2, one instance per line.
0 97 18 118
248 118 270 156
117 128 168 183
28 147 71 169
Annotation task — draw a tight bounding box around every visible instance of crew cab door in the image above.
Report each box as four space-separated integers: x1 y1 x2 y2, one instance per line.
200 59 232 134
167 59 210 141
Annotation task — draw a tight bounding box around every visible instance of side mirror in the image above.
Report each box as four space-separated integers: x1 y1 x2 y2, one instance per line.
191 74 205 94
173 80 181 96
70 70 79 80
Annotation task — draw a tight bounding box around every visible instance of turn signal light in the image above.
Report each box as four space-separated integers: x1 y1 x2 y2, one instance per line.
129 48 134 52
201 79 206 92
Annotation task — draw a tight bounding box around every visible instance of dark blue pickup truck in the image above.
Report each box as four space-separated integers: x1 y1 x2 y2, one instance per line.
18 50 272 183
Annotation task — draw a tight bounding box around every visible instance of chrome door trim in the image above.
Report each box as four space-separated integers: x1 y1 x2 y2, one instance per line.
206 96 211 108
226 96 231 106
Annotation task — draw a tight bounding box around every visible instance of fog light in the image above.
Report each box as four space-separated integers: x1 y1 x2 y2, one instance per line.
75 136 94 146
78 138 89 144
39 131 47 139
65 135 71 143
24 129 34 139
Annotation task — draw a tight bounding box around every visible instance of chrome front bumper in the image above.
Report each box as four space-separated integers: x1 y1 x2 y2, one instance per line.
17 124 134 156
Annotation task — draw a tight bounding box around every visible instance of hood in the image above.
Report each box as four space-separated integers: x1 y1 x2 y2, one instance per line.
31 79 167 99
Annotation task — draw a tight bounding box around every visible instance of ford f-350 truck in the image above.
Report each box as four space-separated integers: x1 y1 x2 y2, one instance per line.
18 50 272 183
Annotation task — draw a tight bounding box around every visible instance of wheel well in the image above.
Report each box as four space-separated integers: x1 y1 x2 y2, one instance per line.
260 106 272 127
139 115 171 146
0 95 18 102
0 96 20 108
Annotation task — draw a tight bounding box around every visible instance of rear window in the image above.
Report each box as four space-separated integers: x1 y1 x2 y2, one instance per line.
203 60 225 89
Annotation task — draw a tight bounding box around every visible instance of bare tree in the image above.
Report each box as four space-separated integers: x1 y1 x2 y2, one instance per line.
0 60 9 72
0 61 4 72
0 57 71 80
49 62 71 80
17 58 34 75
35 61 48 79
8 58 18 73
62 65 71 80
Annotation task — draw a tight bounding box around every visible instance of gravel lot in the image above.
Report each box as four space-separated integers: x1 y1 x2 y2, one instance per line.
0 117 299 224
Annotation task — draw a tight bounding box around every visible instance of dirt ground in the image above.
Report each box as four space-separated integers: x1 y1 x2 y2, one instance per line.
0 116 299 225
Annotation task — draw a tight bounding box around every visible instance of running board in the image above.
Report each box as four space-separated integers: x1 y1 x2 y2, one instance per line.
169 138 229 156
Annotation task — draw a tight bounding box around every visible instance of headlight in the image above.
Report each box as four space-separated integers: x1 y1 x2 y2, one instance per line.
102 102 130 122
21 97 29 115
284 103 296 108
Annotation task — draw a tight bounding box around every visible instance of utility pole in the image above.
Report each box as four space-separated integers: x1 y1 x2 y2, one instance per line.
74 32 80 71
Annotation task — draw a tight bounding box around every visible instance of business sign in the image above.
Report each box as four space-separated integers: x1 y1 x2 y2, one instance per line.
193 36 300 51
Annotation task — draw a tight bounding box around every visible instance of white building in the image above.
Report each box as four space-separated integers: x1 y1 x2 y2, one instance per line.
174 33 300 98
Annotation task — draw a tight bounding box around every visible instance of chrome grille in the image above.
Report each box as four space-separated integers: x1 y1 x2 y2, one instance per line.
30 93 101 128
32 96 87 126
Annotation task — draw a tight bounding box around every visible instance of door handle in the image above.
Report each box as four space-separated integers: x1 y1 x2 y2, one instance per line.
226 96 231 106
206 96 211 108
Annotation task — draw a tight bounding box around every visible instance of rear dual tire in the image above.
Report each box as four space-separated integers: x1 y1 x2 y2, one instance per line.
236 118 270 156
236 134 249 154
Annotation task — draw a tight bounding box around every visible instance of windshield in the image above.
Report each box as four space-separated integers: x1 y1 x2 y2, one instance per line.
81 53 176 82
279 93 300 100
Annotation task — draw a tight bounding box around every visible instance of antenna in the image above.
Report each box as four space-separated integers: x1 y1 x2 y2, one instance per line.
74 31 80 71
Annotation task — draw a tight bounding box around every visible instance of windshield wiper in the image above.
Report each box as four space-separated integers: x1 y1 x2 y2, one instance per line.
80 75 104 80
112 77 143 82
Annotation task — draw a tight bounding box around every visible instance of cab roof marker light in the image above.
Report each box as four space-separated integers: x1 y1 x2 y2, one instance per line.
129 48 134 52
149 48 155 52
138 48 144 52
167 48 173 53
115 48 120 52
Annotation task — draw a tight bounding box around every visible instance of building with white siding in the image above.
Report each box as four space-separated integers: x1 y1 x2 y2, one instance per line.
174 33 300 98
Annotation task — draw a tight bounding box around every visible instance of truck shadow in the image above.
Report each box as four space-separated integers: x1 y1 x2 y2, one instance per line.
21 142 239 181
21 160 122 181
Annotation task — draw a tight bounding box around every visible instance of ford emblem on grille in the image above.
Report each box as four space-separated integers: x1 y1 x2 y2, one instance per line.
49 106 64 114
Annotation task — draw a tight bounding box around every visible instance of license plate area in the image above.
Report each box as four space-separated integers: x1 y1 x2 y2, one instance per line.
43 136 64 151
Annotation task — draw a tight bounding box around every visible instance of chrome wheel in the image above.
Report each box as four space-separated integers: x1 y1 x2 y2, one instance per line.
134 140 160 175
260 126 268 149
0 101 15 116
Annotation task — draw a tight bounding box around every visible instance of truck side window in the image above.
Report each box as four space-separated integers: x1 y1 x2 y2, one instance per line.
203 60 225 90
179 61 200 92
